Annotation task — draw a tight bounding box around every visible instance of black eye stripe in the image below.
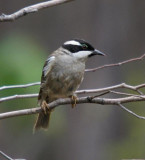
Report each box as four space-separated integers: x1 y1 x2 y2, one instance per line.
62 44 83 53
62 44 94 53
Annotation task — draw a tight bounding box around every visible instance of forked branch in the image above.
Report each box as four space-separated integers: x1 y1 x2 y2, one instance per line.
0 95 145 120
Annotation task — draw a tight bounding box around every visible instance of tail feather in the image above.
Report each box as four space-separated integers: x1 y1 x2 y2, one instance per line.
34 111 51 132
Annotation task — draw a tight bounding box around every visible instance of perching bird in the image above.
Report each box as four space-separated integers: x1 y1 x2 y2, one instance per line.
34 39 105 131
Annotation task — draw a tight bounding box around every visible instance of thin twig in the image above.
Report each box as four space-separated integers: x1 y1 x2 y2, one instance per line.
0 82 40 91
118 103 145 120
0 94 38 103
91 91 110 99
110 90 141 97
0 0 74 22
0 95 145 119
85 53 145 72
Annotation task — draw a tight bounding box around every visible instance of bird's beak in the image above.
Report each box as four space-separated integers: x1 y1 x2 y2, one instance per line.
93 49 106 56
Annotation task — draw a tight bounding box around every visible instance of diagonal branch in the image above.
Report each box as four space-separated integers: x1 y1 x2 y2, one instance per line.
0 150 26 160
85 53 145 72
0 151 13 160
0 95 145 119
0 0 74 22
110 90 144 97
118 103 145 120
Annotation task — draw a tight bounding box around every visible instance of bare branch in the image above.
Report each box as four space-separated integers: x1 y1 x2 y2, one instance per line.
118 103 145 120
85 53 145 72
0 82 40 91
0 0 74 22
0 95 145 120
0 83 145 103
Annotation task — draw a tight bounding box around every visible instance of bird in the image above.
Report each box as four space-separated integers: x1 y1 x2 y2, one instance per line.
34 39 105 131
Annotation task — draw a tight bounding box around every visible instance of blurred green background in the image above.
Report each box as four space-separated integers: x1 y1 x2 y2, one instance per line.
0 0 145 160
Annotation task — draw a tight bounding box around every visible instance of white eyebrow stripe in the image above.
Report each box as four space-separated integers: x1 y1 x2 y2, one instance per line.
64 40 81 46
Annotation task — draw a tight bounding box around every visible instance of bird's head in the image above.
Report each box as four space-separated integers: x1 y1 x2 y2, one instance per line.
62 39 105 61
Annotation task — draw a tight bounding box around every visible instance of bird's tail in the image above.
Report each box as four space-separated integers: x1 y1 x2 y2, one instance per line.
33 111 51 132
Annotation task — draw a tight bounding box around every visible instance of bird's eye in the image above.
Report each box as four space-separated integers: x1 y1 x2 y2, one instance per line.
82 44 88 49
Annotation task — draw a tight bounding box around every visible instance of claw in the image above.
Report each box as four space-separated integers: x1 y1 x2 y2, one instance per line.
71 95 77 108
41 101 48 114
41 101 55 115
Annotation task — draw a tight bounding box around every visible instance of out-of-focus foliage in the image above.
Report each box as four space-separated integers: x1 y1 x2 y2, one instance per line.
0 33 43 129
0 33 44 84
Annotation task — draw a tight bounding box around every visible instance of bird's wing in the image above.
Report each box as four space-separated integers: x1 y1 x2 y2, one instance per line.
38 55 56 103
41 55 55 84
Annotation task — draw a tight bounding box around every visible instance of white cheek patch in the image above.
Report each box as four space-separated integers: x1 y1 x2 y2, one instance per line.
64 40 81 46
73 50 92 59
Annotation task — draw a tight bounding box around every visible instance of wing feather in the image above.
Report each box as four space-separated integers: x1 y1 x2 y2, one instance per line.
41 56 55 83
38 55 55 102
43 56 55 77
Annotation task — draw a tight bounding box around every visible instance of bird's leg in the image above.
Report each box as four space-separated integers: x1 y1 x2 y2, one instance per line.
71 95 78 108
41 100 49 115
41 100 54 115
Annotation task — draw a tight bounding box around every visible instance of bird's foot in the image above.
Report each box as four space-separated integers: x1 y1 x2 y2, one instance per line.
71 95 78 108
41 101 54 115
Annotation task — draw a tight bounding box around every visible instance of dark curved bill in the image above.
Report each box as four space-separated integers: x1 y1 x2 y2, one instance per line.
93 49 106 56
